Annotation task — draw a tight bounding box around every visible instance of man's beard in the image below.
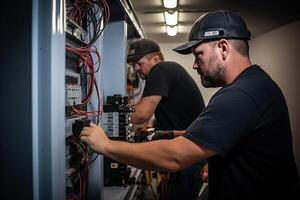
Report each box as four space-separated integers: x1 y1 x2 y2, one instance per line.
200 55 225 88
137 72 146 80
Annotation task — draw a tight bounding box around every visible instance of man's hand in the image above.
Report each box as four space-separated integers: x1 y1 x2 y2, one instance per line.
200 162 209 183
80 123 110 154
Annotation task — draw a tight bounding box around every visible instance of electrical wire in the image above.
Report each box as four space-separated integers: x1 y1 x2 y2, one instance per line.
67 0 110 45
65 1 109 199
66 45 102 121
89 153 99 165
66 136 90 200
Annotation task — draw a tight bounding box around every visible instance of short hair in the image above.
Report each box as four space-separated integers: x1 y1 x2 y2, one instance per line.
228 39 249 57
209 39 249 57
145 51 165 61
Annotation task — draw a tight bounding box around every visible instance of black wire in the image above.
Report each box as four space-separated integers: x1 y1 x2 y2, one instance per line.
89 153 99 165
88 0 109 45
66 0 110 46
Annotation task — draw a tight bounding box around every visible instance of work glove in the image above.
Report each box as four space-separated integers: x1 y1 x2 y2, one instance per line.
147 130 174 141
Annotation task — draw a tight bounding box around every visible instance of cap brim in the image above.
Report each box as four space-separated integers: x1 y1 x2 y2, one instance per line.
173 40 203 54
127 54 144 63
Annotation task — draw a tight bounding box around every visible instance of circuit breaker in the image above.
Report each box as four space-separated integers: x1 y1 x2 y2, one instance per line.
102 94 134 186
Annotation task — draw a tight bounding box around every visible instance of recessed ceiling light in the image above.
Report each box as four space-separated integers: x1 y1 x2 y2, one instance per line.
166 25 177 36
164 11 178 26
163 0 177 9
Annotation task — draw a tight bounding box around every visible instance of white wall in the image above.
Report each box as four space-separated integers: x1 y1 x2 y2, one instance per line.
160 43 219 105
250 20 300 173
160 19 300 174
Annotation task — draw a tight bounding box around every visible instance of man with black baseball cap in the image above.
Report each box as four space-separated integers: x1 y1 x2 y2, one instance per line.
126 38 205 133
173 10 300 199
127 38 206 200
80 10 300 200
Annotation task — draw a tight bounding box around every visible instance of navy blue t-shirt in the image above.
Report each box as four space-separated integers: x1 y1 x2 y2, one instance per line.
184 65 300 200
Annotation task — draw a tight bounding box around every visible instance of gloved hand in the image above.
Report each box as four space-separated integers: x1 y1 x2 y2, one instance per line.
147 130 174 141
133 127 154 142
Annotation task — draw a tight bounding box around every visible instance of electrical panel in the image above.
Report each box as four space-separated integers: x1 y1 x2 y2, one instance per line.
65 43 91 200
64 0 109 199
102 94 134 186
65 30 90 200
61 0 146 198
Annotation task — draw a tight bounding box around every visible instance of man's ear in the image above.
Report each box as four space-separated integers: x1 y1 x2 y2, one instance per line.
152 55 160 64
218 39 229 60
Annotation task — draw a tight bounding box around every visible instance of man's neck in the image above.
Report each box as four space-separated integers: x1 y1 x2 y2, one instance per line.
224 57 252 84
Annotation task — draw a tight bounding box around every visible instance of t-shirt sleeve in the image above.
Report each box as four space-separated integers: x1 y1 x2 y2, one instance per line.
184 87 259 157
142 65 171 98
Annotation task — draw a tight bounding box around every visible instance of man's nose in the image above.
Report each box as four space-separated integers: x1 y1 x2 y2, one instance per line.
134 63 139 70
193 61 198 69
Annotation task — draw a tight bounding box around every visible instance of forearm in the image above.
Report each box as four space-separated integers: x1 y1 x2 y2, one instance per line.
105 139 182 172
130 110 149 124
103 136 212 172
130 96 161 124
81 124 214 172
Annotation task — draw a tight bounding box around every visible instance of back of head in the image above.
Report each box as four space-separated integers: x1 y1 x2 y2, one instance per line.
173 10 251 54
127 38 161 62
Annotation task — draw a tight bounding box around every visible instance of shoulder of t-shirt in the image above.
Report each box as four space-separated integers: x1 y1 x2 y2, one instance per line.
151 62 185 76
210 65 277 112
154 61 183 70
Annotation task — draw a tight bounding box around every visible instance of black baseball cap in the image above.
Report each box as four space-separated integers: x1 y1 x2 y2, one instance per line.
127 38 161 62
173 10 251 54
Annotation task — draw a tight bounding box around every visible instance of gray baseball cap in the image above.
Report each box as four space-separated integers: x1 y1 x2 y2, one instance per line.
127 38 160 62
173 10 251 54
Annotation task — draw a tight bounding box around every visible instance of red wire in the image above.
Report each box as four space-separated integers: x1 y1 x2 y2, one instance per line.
67 137 89 200
102 0 110 24
65 1 107 197
66 46 98 105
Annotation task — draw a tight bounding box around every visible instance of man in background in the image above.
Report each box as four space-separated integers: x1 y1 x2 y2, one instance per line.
127 38 206 200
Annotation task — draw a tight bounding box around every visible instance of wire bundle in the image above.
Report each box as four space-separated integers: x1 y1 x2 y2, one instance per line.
65 1 110 199
66 45 102 124
67 0 110 45
67 137 90 200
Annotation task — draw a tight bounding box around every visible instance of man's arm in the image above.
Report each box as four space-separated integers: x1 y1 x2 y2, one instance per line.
80 123 215 172
131 95 162 124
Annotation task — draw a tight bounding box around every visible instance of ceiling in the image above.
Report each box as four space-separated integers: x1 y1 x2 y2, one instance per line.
130 0 300 43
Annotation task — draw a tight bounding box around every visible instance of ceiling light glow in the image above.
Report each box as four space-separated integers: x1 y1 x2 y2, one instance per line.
166 25 177 36
163 0 177 9
164 11 178 26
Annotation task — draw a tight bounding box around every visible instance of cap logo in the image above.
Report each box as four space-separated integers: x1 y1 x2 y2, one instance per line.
203 30 220 37
129 49 135 55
